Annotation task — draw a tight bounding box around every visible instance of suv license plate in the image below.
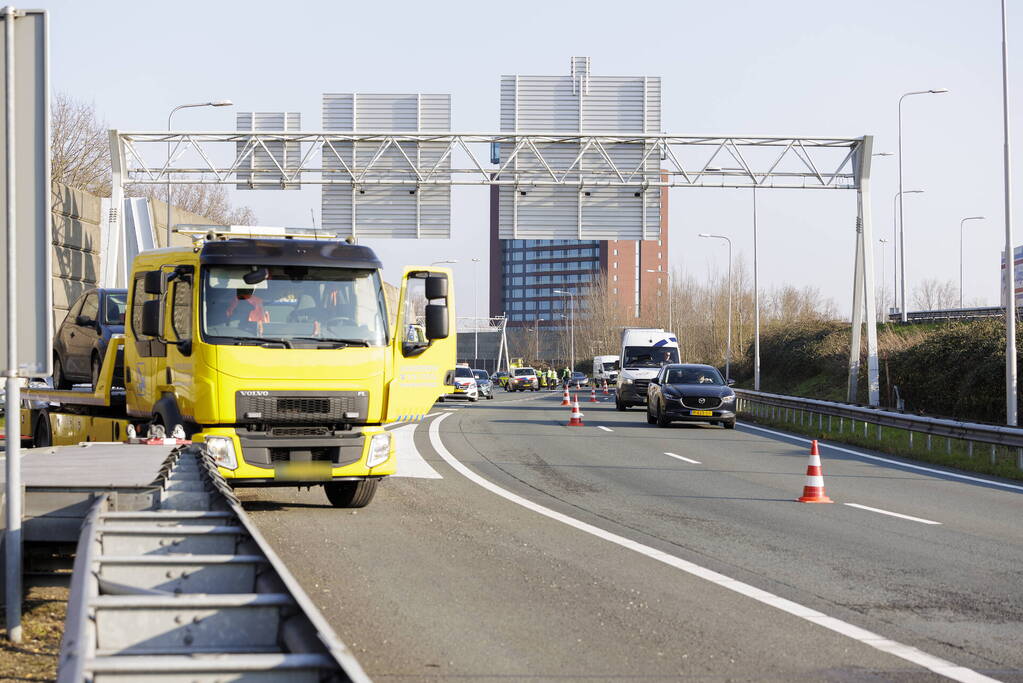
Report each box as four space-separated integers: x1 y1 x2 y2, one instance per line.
690 410 713 417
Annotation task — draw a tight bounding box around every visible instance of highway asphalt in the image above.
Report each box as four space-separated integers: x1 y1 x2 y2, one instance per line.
242 389 1023 682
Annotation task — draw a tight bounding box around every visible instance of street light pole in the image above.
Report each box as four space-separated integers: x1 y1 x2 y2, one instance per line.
898 88 948 322
892 189 924 315
879 238 889 318
698 234 733 381
166 100 233 247
959 216 985 308
472 257 480 364
553 290 575 372
1000 0 1017 426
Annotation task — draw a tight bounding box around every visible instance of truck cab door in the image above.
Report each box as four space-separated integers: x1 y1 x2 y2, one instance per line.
386 268 455 423
125 271 167 417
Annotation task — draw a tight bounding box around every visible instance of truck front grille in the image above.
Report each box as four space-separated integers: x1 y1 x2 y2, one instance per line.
236 391 369 424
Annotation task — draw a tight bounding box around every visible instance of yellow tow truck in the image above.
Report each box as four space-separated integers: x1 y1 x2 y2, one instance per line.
21 227 455 507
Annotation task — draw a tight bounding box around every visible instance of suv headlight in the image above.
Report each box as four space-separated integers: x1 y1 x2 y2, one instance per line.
367 432 391 468
720 393 736 403
205 436 238 470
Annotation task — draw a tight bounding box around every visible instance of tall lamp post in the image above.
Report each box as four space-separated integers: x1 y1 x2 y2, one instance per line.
645 268 673 334
553 289 575 372
166 100 233 246
1000 0 1017 426
698 234 733 381
892 189 924 314
752 187 760 390
898 88 948 321
878 238 889 319
528 318 544 362
959 216 985 308
471 257 481 364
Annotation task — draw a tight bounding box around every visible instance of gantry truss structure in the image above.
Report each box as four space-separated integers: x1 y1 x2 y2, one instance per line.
112 131 863 190
108 130 881 406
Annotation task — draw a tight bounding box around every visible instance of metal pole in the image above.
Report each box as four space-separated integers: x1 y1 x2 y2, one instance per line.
4 4 22 643
753 186 760 391
959 216 985 308
1001 0 1018 426
897 89 948 322
570 292 575 372
725 238 732 381
472 257 479 364
879 238 887 316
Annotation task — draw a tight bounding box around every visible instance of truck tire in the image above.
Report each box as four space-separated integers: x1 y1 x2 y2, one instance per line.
324 479 378 508
33 412 52 448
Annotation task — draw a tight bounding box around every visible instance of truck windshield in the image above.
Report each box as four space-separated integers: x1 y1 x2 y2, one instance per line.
602 362 616 371
201 265 388 346
623 346 679 367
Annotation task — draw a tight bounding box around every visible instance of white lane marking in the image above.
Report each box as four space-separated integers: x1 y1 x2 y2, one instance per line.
391 423 442 479
664 452 701 465
739 422 1023 494
428 413 993 683
844 503 941 526
597 426 613 432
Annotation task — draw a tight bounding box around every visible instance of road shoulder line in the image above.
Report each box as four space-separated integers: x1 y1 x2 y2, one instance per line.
844 503 941 525
427 413 994 683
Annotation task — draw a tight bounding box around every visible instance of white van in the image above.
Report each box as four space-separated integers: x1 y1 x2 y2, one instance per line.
616 328 679 410
592 355 620 386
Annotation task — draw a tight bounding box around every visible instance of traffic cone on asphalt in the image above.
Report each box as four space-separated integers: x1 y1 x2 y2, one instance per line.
797 440 833 503
589 387 598 403
561 386 571 406
567 394 585 426
602 379 609 395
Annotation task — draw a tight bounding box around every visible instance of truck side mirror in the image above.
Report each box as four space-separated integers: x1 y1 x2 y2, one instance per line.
144 270 166 295
443 369 456 386
425 303 448 340
425 274 448 300
141 299 162 338
613 360 620 371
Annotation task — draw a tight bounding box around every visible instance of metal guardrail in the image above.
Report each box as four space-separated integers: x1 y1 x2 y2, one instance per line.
887 306 1012 324
58 445 369 682
735 389 1023 469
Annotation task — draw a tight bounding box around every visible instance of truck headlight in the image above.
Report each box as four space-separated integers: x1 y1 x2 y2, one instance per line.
205 436 238 470
367 432 391 468
621 378 633 385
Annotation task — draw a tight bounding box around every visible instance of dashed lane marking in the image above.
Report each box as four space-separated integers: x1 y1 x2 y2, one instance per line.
664 452 701 465
597 426 613 432
844 503 941 525
427 413 993 683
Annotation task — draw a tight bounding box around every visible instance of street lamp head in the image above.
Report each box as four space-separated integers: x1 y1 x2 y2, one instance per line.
929 88 950 94
430 259 458 265
209 100 234 107
965 216 986 221
697 233 711 237
872 152 894 157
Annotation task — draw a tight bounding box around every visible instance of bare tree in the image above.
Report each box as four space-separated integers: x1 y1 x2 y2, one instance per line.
51 92 257 224
912 278 958 311
51 92 111 196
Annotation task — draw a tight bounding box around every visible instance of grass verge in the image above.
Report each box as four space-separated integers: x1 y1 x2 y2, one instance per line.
739 406 1023 482
0 586 67 682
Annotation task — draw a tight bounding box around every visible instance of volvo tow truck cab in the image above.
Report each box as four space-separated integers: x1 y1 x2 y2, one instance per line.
22 227 455 507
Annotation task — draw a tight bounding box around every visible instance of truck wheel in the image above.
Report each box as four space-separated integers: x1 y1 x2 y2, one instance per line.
53 354 72 390
91 353 102 389
33 413 52 448
325 479 378 508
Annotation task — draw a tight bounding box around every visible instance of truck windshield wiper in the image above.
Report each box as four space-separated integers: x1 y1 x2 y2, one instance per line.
219 336 292 348
288 337 370 347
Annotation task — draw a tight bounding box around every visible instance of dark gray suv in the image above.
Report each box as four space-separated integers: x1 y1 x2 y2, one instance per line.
53 288 127 389
646 363 736 428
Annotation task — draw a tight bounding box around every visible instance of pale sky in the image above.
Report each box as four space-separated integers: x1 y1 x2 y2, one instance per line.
38 0 1019 319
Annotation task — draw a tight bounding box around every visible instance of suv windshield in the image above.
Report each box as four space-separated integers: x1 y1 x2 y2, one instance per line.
667 367 724 385
623 346 679 367
202 265 388 346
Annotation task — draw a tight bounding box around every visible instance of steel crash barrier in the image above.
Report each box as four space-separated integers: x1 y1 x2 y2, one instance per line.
57 445 369 683
735 389 1023 471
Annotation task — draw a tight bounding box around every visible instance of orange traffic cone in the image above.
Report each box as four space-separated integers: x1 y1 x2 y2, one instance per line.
602 379 609 395
797 440 833 503
567 394 585 426
589 387 598 403
561 386 571 406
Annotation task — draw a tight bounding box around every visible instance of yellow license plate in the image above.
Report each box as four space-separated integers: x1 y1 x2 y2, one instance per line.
277 461 333 481
690 410 713 417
